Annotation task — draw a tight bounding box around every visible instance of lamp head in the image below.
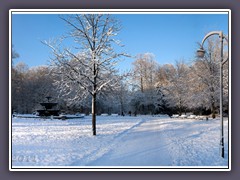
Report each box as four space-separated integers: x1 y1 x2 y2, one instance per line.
197 48 205 58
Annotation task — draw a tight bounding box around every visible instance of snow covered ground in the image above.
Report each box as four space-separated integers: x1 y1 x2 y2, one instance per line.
11 115 229 169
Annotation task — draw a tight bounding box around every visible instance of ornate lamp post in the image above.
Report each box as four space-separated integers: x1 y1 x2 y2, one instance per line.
197 31 228 158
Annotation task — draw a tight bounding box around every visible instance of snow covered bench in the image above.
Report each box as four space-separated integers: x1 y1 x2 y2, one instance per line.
187 115 197 119
195 116 208 120
180 114 188 118
171 114 179 118
75 113 85 117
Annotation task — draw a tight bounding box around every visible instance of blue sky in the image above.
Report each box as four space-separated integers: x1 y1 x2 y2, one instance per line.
11 11 229 72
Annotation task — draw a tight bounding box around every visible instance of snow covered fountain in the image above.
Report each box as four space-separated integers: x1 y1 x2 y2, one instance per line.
12 96 84 120
37 96 60 117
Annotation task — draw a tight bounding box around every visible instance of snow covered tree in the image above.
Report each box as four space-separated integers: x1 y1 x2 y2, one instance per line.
44 14 127 135
11 62 29 114
131 53 160 114
11 46 19 114
190 37 228 117
12 63 56 114
132 53 158 92
156 61 190 115
11 45 19 65
109 74 131 115
26 66 56 111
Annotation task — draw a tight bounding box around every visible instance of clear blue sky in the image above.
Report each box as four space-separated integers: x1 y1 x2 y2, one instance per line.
11 11 229 72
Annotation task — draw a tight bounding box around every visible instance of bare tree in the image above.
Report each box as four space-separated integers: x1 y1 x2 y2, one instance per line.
44 14 127 135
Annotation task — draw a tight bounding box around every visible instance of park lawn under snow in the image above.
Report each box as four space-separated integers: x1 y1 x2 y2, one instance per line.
11 115 229 168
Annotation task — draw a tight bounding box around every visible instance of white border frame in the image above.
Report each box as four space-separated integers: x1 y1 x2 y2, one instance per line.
9 9 231 171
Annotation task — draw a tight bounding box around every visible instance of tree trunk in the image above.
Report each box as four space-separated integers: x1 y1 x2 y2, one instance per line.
120 98 124 116
179 99 182 116
211 100 216 119
140 76 144 92
92 93 97 136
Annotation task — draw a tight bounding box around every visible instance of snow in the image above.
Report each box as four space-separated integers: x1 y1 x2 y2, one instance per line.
11 115 229 169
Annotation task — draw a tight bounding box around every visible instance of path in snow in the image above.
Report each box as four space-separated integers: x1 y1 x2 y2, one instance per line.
11 116 228 167
154 119 229 166
87 118 172 166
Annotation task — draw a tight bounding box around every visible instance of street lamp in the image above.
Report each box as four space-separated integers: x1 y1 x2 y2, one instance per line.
197 31 228 158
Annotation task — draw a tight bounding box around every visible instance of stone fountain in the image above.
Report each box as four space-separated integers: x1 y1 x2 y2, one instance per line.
37 96 60 116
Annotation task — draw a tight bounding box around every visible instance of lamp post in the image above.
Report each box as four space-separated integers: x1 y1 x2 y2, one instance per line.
197 31 228 158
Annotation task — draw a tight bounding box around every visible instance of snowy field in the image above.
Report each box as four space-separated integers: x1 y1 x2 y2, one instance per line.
11 115 229 169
